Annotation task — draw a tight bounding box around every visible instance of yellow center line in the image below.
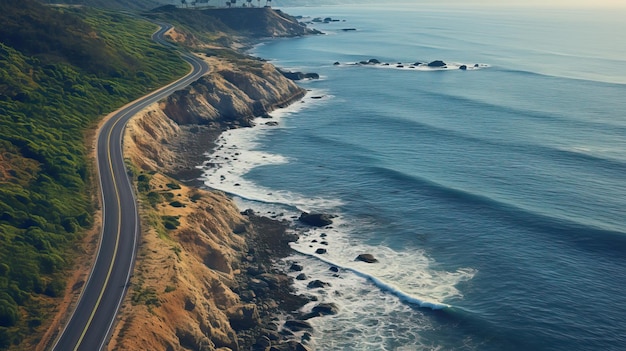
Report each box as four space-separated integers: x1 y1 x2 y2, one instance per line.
67 26 199 349
73 114 125 351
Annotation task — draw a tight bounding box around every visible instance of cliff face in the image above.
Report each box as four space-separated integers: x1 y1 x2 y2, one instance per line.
108 170 248 351
113 56 306 351
194 8 318 38
163 57 305 127
149 6 320 41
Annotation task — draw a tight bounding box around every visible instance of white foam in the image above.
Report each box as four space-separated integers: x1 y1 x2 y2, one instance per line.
289 215 475 307
198 86 475 349
341 61 489 71
279 255 456 350
200 89 340 211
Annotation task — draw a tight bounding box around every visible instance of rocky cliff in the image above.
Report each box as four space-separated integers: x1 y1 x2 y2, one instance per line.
111 55 309 351
163 56 305 127
147 6 321 49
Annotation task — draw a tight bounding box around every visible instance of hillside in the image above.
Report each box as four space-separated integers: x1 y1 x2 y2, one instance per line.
0 0 188 348
44 0 169 11
1 0 320 349
145 5 321 48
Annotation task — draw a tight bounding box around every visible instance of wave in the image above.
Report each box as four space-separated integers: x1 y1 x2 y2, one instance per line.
496 66 626 87
367 165 626 253
411 83 626 132
357 108 626 176
291 246 453 310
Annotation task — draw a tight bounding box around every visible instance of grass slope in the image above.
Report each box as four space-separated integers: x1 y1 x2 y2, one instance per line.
0 0 187 348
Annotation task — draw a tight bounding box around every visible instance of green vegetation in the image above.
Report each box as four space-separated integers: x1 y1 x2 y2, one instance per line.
165 182 181 190
0 0 187 347
130 282 161 312
169 201 185 208
190 192 202 202
162 215 181 230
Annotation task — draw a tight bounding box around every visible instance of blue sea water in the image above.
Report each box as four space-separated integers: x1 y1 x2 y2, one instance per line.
200 4 626 350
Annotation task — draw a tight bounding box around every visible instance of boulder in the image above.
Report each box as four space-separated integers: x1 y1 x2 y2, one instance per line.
280 70 306 80
459 65 467 70
296 273 307 280
355 253 378 263
228 304 260 331
303 73 320 79
241 208 255 216
258 273 288 288
329 266 339 273
333 61 340 65
270 340 312 351
368 58 381 64
307 280 331 289
284 320 313 332
289 263 304 271
255 335 272 349
428 60 447 67
302 302 339 319
298 212 334 227
249 278 270 295
315 248 327 254
311 302 339 316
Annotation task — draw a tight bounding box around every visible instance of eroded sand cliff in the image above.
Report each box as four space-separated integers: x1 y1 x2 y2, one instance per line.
110 55 309 351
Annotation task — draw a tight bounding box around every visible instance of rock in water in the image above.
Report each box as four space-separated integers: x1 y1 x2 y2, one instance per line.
355 253 378 263
289 263 304 271
311 302 339 315
302 302 340 319
307 280 331 289
427 60 447 67
299 212 334 227
304 72 320 79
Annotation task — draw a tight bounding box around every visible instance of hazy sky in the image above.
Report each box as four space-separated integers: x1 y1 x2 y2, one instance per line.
388 0 626 7
277 0 626 8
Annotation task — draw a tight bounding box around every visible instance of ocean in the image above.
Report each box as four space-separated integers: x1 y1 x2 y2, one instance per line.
199 4 626 350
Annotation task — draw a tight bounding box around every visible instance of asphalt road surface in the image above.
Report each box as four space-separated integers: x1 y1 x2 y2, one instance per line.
51 23 208 351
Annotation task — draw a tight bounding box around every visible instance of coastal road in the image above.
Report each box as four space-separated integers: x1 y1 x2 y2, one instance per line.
51 24 208 351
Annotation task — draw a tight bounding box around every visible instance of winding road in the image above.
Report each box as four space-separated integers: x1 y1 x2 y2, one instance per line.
51 24 209 351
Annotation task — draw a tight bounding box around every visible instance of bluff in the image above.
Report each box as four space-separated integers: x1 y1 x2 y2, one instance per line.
110 52 310 350
163 57 305 127
146 6 321 48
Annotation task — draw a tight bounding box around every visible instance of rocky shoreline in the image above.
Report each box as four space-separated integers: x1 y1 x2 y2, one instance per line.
116 49 335 350
164 82 328 351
